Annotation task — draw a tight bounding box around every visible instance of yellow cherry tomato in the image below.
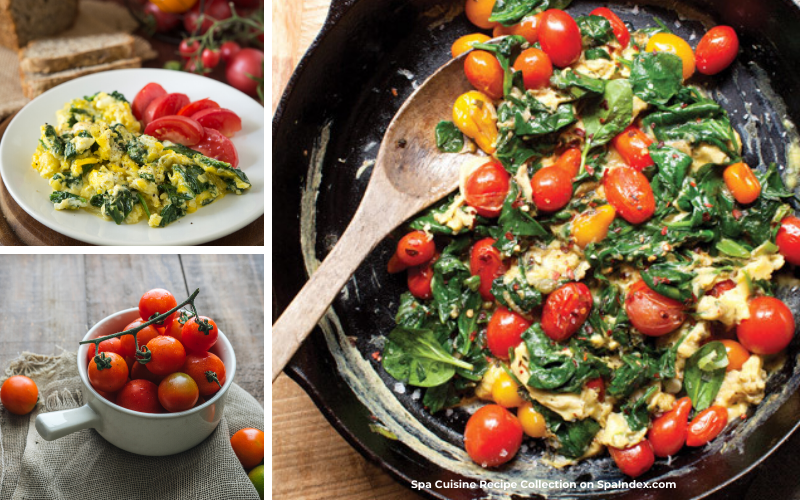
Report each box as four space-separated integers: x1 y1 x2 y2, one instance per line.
646 33 696 79
492 371 526 408
723 162 761 204
453 91 498 154
518 402 547 438
571 204 616 248
151 0 198 14
452 33 492 58
464 0 498 30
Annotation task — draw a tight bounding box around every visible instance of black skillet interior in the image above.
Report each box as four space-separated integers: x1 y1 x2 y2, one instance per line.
273 0 800 498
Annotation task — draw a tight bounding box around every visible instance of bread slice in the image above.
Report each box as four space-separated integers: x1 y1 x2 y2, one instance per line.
0 0 79 50
19 33 135 74
21 57 141 98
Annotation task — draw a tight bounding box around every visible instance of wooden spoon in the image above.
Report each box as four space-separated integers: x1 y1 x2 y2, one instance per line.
272 53 483 381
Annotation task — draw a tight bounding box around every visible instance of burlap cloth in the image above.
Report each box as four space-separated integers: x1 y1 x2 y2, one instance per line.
0 0 158 120
0 351 262 500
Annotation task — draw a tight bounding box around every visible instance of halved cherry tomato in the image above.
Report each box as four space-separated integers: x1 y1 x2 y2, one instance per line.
487 306 531 359
585 377 605 402
395 230 435 267
531 166 573 212
142 93 190 127
177 98 220 117
1 375 38 415
513 47 553 90
648 396 692 457
571 204 616 248
451 33 491 58
464 51 504 100
609 439 655 478
707 279 736 298
493 14 541 44
777 216 800 265
538 9 582 68
88 352 129 393
686 406 728 446
470 238 507 300
695 26 739 75
553 147 581 178
603 166 655 224
736 296 795 355
464 404 522 467
144 115 204 146
407 254 438 300
464 160 510 218
116 379 163 413
720 339 750 371
611 126 654 171
132 83 167 120
190 108 242 137
625 280 686 336
590 7 630 48
193 127 239 168
541 282 592 342
723 162 760 204
464 0 498 30
646 33 695 79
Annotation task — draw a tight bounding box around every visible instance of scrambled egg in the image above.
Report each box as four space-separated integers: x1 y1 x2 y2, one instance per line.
31 91 251 227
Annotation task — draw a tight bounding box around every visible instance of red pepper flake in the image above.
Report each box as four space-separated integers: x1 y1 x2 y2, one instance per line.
704 202 714 208
740 414 747 420
505 231 514 241
586 163 595 175
661 226 668 236
690 181 697 187
470 331 477 342
391 88 398 96
583 353 588 361
371 351 382 362
732 209 743 220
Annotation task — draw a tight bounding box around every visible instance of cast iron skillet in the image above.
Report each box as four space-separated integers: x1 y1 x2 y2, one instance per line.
273 1 800 498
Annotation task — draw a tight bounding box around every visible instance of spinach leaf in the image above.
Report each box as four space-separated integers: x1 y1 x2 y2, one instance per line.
648 143 692 202
716 238 751 258
435 121 464 153
422 383 461 413
127 140 149 165
431 252 472 323
576 15 614 47
497 91 576 136
49 191 86 204
382 327 473 387
584 48 611 60
621 386 658 431
489 0 571 26
533 402 601 458
684 341 728 411
491 259 543 312
550 69 605 100
42 124 65 156
640 262 695 302
629 51 683 105
51 172 82 189
395 292 432 328
409 196 461 235
110 90 128 103
492 182 550 253
582 78 633 151
90 187 137 225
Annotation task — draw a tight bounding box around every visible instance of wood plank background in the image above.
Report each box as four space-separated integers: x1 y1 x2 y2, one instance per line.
0 254 264 405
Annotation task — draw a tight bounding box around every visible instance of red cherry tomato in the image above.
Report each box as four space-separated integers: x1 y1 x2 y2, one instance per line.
132 82 167 120
493 14 541 44
553 147 581 178
538 9 582 68
183 0 232 34
145 336 186 376
470 238 507 300
201 48 221 69
464 0 498 30
139 288 178 328
695 26 739 75
164 313 189 343
387 253 407 274
609 440 655 477
142 93 190 127
144 115 204 146
226 48 264 96
585 377 605 402
181 316 219 353
179 39 200 59
590 7 630 48
464 160 510 218
143 2 181 33
686 406 728 446
192 127 240 168
182 351 227 396
190 108 242 137
487 306 532 359
513 47 553 90
464 50 504 100
116 379 163 413
123 318 160 350
720 339 750 371
219 41 242 64
0 375 38 415
231 428 265 468
178 98 220 117
707 279 736 298
541 282 593 342
464 404 523 467
88 352 129 393
603 167 656 224
648 396 692 457
158 372 199 412
395 230 436 267
625 280 686 336
130 360 165 385
531 166 573 212
776 216 800 265
407 254 438 300
736 296 795 355
611 126 654 171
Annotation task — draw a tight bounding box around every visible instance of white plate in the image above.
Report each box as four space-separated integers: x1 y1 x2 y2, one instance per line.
0 68 264 246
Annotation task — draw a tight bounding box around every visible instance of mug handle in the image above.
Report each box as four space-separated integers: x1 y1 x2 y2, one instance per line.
35 404 100 441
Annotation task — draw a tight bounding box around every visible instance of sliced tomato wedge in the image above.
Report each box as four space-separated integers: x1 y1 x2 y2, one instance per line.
192 127 239 168
144 116 204 146
132 83 167 120
177 98 220 117
143 93 190 127
190 108 242 137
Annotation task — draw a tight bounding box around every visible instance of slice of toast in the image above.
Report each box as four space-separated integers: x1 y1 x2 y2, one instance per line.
19 33 135 74
0 0 79 50
21 57 141 99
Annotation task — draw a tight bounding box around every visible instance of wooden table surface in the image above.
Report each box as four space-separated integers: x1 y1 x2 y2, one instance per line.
0 254 264 406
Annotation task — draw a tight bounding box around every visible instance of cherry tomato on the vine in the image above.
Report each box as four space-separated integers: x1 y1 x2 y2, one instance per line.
777 216 800 265
648 396 691 457
182 316 219 353
143 2 181 33
139 288 178 328
395 230 436 267
88 352 129 393
464 404 522 467
513 47 553 90
231 428 265 468
464 51 504 100
158 372 199 412
590 7 630 48
736 296 795 355
531 166 573 212
470 238 507 300
486 306 531 359
123 318 160 350
464 160 510 218
625 280 686 336
695 26 739 75
182 351 227 396
464 0 498 30
603 166 655 224
145 336 187 376
178 39 200 59
1 375 38 415
541 282 593 342
164 312 190 343
538 9 582 68
201 48 220 69
609 439 655 477
686 406 728 446
611 126 654 171
116 379 163 413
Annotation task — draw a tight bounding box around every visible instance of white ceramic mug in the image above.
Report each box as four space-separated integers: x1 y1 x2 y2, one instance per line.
35 307 237 456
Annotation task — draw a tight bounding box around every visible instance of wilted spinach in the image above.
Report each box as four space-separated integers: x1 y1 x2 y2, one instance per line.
382 327 474 387
684 341 728 411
